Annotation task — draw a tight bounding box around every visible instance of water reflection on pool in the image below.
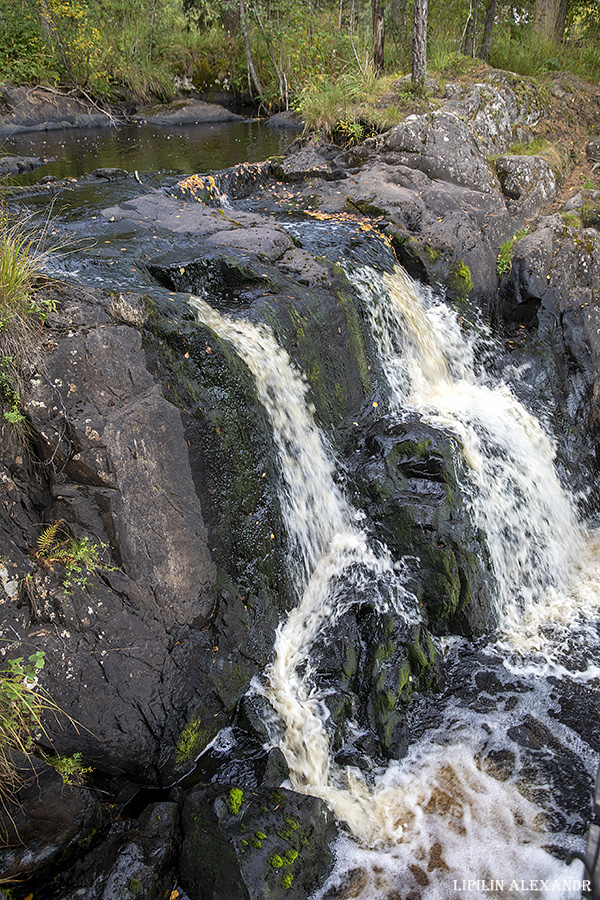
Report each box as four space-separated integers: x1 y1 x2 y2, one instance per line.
3 118 300 183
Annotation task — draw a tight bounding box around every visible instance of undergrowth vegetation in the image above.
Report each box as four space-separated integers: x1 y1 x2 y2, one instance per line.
0 210 54 433
1 0 599 117
0 648 89 835
35 519 114 592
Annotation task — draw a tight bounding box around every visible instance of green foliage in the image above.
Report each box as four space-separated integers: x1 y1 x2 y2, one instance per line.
496 241 513 276
0 651 82 815
35 520 113 592
0 652 47 782
269 854 284 868
2 0 600 107
0 3 61 84
46 750 91 785
0 647 90 840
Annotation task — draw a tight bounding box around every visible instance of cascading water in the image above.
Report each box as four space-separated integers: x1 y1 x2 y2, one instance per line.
189 255 598 898
188 294 419 834
352 264 600 653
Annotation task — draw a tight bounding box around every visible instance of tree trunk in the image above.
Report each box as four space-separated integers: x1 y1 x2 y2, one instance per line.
411 0 427 86
478 0 496 59
240 0 264 98
37 0 53 42
462 0 479 56
533 0 568 42
254 3 286 105
372 0 385 75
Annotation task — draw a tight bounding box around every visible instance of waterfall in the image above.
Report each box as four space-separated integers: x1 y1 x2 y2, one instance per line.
351 264 596 646
188 294 418 829
188 267 593 896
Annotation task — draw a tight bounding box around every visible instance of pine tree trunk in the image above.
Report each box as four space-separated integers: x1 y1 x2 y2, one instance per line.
372 0 385 74
478 0 496 60
533 0 568 42
411 0 427 86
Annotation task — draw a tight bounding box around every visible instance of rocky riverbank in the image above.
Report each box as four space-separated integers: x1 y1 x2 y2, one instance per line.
1 66 600 899
0 83 246 137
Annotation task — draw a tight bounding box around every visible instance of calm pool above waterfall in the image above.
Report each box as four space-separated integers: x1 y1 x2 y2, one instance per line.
3 118 298 182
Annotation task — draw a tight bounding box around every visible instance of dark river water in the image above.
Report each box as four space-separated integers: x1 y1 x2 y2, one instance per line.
2 118 301 295
3 119 299 182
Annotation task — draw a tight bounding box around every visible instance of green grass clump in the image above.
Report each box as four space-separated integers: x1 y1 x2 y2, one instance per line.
0 650 85 833
497 227 531 277
0 215 55 432
507 138 566 178
295 68 423 142
561 211 582 228
488 29 600 81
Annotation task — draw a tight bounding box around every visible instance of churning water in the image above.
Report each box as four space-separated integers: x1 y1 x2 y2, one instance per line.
190 260 600 899
353 266 600 662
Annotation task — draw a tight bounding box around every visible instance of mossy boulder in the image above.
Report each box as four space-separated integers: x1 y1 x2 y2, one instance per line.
309 603 441 763
346 416 493 634
147 248 378 432
179 785 338 900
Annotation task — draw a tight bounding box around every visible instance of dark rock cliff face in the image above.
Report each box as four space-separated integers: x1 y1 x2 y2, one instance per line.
0 285 217 778
1 71 599 899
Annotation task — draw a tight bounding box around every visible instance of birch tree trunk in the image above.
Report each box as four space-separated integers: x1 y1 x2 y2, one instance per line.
411 0 427 86
240 0 264 98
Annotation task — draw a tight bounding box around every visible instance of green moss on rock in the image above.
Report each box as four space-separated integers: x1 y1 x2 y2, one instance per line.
227 788 244 816
176 714 219 770
448 259 473 301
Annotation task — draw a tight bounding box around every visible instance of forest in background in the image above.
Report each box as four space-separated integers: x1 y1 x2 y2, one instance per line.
0 0 599 129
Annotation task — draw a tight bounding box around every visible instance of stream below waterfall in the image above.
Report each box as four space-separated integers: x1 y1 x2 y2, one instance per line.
189 259 600 900
5 123 600 900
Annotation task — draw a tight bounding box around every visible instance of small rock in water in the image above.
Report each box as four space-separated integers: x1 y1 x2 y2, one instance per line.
93 166 128 180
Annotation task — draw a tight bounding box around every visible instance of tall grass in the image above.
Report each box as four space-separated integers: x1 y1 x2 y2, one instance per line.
489 29 600 80
0 214 54 429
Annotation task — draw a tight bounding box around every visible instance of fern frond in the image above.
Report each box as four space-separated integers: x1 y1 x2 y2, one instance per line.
36 519 67 556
